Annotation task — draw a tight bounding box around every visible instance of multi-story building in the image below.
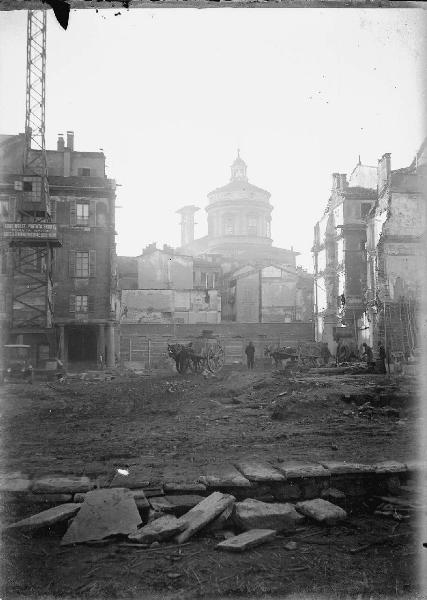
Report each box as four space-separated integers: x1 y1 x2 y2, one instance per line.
0 131 118 369
365 141 427 356
313 161 377 350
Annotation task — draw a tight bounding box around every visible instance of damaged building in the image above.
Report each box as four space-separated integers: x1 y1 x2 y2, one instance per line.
0 131 118 369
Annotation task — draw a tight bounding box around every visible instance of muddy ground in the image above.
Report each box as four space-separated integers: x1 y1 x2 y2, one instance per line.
0 366 422 598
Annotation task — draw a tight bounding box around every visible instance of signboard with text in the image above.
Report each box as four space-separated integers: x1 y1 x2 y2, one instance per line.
2 222 58 239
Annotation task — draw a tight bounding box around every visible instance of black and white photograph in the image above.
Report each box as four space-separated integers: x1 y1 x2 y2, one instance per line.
0 2 426 598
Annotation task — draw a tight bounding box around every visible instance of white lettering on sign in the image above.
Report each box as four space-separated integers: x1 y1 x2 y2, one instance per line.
2 222 57 239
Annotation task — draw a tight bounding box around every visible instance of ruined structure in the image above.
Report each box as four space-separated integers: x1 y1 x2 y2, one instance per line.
0 132 118 369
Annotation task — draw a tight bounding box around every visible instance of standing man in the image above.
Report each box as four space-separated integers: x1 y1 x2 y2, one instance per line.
361 342 375 372
377 341 387 373
245 341 255 370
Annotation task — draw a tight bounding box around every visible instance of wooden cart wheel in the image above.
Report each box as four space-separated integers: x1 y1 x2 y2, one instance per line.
207 344 225 373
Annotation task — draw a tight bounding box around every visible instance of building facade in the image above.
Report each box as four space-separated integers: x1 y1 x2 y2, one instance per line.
0 131 118 369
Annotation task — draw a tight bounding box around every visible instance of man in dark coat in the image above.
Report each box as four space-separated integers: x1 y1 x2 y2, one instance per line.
361 342 375 372
377 342 387 373
245 341 255 370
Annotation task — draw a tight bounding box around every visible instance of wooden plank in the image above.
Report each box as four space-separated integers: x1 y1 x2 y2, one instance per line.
174 492 235 544
216 529 276 552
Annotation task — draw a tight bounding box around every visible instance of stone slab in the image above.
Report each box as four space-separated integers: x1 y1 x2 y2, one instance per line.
23 493 73 504
216 529 276 552
374 461 407 474
128 514 185 544
109 470 150 489
163 482 207 494
175 491 235 544
234 460 285 483
207 501 235 532
5 503 80 533
295 499 347 525
61 488 141 546
320 461 376 475
0 472 31 492
149 496 174 513
277 462 330 479
199 464 251 488
32 476 94 494
233 498 304 532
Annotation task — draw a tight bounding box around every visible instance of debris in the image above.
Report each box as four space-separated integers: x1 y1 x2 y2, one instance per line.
295 499 347 525
234 460 285 482
277 461 329 479
284 541 297 550
61 488 141 546
216 529 276 552
163 482 206 494
321 488 346 502
164 495 206 516
175 492 235 544
4 503 81 533
207 501 235 532
233 498 304 531
149 496 174 513
32 476 94 494
128 514 185 544
109 469 150 490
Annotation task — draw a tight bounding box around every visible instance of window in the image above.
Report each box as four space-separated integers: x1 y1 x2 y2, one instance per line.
76 203 89 225
76 251 89 277
76 295 88 313
0 200 9 222
361 203 371 218
78 168 91 177
247 215 257 236
23 181 33 192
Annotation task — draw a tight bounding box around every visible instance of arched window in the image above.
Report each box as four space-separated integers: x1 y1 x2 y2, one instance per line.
247 214 258 236
223 214 235 235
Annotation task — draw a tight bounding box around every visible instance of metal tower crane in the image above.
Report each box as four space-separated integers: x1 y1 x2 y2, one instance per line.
3 10 61 340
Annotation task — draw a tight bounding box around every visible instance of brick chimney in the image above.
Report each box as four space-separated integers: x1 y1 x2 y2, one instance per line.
57 134 65 151
66 131 74 152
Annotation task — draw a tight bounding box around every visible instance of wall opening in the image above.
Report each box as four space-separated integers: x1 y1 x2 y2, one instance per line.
67 325 98 364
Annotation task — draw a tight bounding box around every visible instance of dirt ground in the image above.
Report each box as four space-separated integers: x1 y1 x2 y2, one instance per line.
0 366 421 598
0 366 419 481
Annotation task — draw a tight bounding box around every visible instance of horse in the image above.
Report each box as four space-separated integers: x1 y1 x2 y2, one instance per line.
264 345 297 369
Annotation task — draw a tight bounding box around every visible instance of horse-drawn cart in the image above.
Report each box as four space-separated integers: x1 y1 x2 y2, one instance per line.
168 337 225 375
265 343 321 369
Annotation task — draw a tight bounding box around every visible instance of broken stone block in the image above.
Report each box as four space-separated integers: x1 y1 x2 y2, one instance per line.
175 492 235 544
109 470 150 489
164 495 206 517
149 496 174 513
216 529 276 552
163 482 207 494
0 472 31 493
32 476 94 494
295 499 347 525
321 488 346 501
207 501 235 532
277 462 329 479
61 488 141 546
233 498 304 532
284 541 297 550
199 464 251 488
4 503 80 533
320 461 375 475
128 514 185 544
273 483 302 502
374 461 407 474
235 460 285 483
23 493 73 504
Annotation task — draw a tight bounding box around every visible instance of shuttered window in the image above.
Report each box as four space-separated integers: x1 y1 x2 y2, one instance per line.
69 199 77 226
69 250 76 276
76 251 89 277
89 250 96 277
75 295 88 313
76 203 89 226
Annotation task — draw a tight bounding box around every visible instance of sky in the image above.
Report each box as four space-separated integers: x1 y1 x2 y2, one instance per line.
0 8 426 271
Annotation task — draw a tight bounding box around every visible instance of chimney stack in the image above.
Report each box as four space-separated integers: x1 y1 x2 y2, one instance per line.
57 134 65 151
66 131 74 152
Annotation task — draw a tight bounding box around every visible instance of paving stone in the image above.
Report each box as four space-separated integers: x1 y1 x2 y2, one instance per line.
216 529 276 552
233 498 304 532
234 460 285 483
164 495 206 516
61 488 141 546
320 461 376 475
24 493 73 504
295 499 347 525
5 503 80 533
163 482 206 494
0 472 31 492
175 492 235 544
199 464 251 488
109 470 150 489
128 514 185 544
277 462 329 479
374 461 407 474
149 496 174 513
32 476 94 494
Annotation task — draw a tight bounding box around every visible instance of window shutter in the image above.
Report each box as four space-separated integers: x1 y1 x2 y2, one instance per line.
88 296 95 314
69 295 76 313
89 200 96 227
8 196 16 221
69 199 77 226
69 250 76 276
50 198 57 223
89 250 96 277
